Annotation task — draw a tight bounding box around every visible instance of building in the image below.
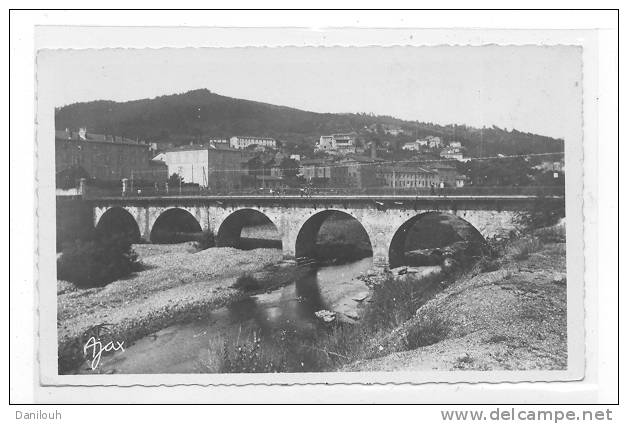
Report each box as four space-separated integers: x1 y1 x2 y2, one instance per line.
229 136 277 150
315 135 336 152
448 141 462 149
300 158 332 182
383 126 405 136
255 175 286 189
377 165 437 189
315 133 356 154
401 141 422 151
426 135 443 149
334 134 357 154
157 145 210 186
430 163 460 187
55 128 166 185
440 149 465 161
158 144 252 191
334 155 383 189
205 138 229 145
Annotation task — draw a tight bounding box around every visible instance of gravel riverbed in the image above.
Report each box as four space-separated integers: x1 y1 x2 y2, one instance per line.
57 243 284 373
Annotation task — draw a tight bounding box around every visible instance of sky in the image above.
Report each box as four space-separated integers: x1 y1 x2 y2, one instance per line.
40 46 582 139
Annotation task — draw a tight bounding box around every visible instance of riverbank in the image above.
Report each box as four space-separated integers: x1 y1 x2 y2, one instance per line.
57 244 293 373
343 238 567 371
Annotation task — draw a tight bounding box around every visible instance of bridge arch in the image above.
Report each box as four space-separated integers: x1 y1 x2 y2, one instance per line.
95 206 141 242
388 211 486 268
295 209 373 261
216 208 282 249
150 207 203 243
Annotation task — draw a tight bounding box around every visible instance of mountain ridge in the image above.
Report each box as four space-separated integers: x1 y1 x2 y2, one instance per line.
55 88 564 157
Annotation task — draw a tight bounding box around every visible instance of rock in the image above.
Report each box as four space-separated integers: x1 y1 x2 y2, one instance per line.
405 250 443 266
344 311 360 320
390 266 408 276
314 310 336 324
551 273 567 285
441 258 458 271
352 291 370 302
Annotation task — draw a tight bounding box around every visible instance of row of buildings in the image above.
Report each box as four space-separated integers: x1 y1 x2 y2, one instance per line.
56 128 465 194
178 136 277 151
299 155 464 190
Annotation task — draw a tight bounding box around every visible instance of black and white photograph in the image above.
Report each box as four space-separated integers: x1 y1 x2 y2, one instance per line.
12 11 618 406
42 43 581 380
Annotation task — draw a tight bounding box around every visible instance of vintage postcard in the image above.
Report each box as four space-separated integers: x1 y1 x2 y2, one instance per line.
35 31 586 390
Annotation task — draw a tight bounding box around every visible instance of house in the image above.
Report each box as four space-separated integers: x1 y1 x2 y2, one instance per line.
334 134 357 154
448 141 462 149
315 133 356 155
333 155 384 189
426 135 443 149
160 144 252 191
315 136 336 152
204 137 229 146
383 126 405 136
229 136 276 150
440 149 464 161
300 158 332 181
401 141 422 151
430 163 460 187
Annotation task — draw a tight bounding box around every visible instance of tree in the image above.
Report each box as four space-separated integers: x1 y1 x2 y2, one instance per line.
168 173 184 187
57 232 142 288
280 157 299 179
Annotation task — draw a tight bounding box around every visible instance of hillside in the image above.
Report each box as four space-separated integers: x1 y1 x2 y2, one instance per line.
55 88 564 156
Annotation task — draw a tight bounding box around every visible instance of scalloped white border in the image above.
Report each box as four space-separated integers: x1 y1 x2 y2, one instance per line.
21 16 611 403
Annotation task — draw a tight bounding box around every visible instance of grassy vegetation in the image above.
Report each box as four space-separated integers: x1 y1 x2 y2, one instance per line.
232 273 262 292
508 237 544 261
403 307 451 350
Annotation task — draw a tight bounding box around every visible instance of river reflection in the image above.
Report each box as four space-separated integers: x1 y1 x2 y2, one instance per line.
88 257 373 374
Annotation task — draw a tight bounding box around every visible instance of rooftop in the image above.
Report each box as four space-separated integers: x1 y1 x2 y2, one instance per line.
55 129 147 146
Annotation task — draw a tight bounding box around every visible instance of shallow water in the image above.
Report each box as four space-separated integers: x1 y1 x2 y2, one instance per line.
88 257 374 374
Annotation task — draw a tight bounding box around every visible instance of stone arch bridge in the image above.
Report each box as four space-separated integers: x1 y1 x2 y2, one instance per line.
89 194 559 267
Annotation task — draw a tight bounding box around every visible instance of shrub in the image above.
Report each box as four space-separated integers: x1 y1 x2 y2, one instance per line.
196 230 215 250
509 238 543 261
233 273 262 291
534 224 566 244
57 233 142 288
404 308 451 349
476 256 501 273
516 195 565 230
221 333 286 373
362 273 443 331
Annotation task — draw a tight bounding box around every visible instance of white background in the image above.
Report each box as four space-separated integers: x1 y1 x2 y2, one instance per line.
7 2 621 420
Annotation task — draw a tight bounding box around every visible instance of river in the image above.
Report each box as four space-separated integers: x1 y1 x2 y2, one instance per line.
91 257 374 374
